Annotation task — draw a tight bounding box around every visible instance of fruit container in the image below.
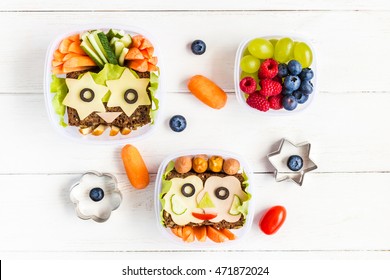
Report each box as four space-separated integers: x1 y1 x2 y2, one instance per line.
234 36 317 115
155 149 254 246
44 26 163 144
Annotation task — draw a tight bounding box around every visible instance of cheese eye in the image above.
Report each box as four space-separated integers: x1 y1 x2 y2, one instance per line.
80 88 95 102
215 187 229 200
124 89 138 104
181 183 195 197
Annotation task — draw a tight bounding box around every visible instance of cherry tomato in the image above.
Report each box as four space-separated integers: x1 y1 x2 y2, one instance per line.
259 205 286 235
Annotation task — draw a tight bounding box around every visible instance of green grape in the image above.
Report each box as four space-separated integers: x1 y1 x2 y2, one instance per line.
274 37 294 63
269 39 278 48
240 55 261 73
247 38 274 59
240 71 260 90
294 42 313 68
243 47 251 56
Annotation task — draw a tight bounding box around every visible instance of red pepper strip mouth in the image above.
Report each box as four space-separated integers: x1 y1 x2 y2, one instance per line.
192 212 217 220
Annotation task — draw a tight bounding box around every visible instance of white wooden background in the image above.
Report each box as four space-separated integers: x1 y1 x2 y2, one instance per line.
1 0 390 260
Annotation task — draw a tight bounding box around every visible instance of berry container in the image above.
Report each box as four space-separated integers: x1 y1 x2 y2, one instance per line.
44 26 163 144
154 149 254 247
234 36 317 115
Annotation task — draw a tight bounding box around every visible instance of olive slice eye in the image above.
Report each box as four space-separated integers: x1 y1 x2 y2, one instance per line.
80 88 95 102
215 187 229 200
181 183 195 197
124 89 138 104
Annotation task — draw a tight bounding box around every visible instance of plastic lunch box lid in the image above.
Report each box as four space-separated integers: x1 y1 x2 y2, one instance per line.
44 25 164 144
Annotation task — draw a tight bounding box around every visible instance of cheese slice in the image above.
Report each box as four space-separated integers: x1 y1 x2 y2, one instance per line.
96 112 122 123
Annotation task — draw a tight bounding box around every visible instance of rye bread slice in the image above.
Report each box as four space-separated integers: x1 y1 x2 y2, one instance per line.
65 70 152 130
162 170 247 229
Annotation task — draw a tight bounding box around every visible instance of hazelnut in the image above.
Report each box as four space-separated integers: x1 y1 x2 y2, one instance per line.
174 156 192 174
208 156 224 172
223 158 240 175
192 155 208 173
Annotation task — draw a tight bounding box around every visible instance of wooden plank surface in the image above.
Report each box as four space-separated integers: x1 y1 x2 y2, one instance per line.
0 11 389 93
1 0 389 11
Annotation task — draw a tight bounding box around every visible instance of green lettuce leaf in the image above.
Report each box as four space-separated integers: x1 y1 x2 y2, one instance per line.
50 75 68 127
159 160 175 226
229 170 252 218
90 63 127 102
148 72 159 124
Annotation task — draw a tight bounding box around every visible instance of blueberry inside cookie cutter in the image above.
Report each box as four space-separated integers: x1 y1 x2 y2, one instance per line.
267 138 318 186
70 171 122 222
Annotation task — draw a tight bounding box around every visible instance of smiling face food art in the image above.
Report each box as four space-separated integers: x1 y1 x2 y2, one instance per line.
160 155 251 243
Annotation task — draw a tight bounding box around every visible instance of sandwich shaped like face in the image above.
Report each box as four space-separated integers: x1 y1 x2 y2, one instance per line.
163 175 247 226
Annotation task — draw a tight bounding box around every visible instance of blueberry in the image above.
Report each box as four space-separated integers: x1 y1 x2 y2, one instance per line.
287 155 303 171
282 88 293 96
293 90 309 104
287 60 302 75
278 63 288 78
89 187 104 202
299 68 314 81
299 80 314 94
284 75 301 91
191 40 206 55
282 95 298 111
169 115 187 132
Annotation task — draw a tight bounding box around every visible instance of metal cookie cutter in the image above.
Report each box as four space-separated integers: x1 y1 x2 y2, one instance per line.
70 171 122 222
267 139 317 186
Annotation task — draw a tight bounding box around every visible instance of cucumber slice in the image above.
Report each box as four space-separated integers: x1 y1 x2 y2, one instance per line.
228 195 242 216
118 47 129 66
80 41 104 68
87 33 108 64
170 194 187 215
114 41 125 59
97 32 118 64
119 34 132 48
106 29 117 41
110 37 119 46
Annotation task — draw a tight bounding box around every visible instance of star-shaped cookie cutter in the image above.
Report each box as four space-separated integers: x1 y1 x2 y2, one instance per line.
267 138 318 186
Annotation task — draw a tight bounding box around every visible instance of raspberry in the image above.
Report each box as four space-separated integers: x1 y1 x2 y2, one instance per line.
269 94 283 110
259 79 282 97
272 75 282 84
246 92 269 112
239 77 257 94
258 59 278 79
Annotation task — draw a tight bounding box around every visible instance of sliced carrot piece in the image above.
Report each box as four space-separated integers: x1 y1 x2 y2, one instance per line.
171 227 183 238
182 226 195 243
52 65 64 75
140 38 153 50
148 56 158 65
193 226 207 242
206 226 229 243
62 65 93 73
52 60 63 67
129 59 148 72
146 47 154 58
125 47 144 60
68 34 80 42
220 228 236 240
63 53 82 61
147 63 159 72
63 56 96 68
140 49 150 59
54 50 65 61
131 35 144 48
59 38 72 54
68 42 86 55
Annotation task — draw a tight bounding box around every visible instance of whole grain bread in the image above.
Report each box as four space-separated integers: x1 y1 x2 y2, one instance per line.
162 170 248 229
65 70 152 130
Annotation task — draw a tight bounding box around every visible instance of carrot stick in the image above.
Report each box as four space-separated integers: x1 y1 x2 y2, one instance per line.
187 75 227 109
193 226 207 242
220 228 236 240
63 56 96 68
68 41 86 55
206 226 229 243
121 144 150 189
59 38 72 54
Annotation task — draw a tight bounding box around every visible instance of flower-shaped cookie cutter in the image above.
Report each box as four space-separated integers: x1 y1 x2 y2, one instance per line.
70 171 122 222
267 138 317 186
